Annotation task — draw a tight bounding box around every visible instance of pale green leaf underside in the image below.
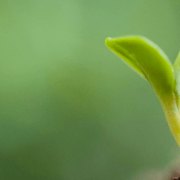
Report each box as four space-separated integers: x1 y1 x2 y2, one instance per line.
105 36 174 97
173 52 180 70
173 52 180 108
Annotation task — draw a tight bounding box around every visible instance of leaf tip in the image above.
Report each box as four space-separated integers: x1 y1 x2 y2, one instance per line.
105 37 112 47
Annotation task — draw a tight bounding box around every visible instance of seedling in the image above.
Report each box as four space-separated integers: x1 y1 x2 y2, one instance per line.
105 36 180 147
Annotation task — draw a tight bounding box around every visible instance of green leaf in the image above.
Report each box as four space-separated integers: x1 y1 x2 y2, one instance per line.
105 36 174 97
105 37 146 79
173 52 180 108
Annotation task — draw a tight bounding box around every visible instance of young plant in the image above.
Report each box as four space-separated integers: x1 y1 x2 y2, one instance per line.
105 36 180 147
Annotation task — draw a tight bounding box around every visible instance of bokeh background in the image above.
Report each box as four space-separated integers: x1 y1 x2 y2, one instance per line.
0 0 180 179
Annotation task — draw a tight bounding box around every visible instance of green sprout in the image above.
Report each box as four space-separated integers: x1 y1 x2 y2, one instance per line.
105 36 180 146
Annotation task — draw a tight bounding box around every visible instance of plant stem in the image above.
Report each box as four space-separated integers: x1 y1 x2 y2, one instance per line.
160 93 180 146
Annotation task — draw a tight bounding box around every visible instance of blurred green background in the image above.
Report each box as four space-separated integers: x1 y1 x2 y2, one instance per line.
0 0 180 179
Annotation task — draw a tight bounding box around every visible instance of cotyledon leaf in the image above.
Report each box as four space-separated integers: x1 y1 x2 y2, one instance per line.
173 52 180 109
105 36 174 97
105 37 147 80
105 36 180 146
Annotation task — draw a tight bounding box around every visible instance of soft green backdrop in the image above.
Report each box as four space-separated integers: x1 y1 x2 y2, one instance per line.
0 0 180 179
